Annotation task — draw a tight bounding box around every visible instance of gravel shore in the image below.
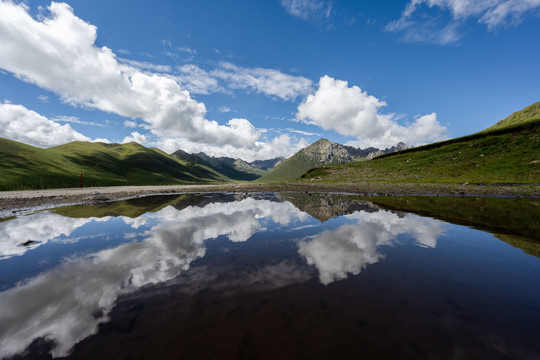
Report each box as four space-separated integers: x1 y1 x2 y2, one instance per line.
1 182 538 215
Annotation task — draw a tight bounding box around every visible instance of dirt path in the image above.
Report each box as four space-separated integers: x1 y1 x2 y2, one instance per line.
0 182 538 214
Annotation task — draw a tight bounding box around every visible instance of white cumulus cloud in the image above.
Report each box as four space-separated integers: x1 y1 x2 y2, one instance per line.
0 103 91 147
0 1 294 156
122 131 148 145
296 76 448 148
387 0 540 44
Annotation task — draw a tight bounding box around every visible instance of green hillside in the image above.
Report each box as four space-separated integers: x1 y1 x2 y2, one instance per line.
257 155 315 183
483 101 540 132
0 139 230 190
300 120 540 184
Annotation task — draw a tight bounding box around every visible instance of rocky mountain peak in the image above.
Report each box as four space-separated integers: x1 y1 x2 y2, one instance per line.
299 138 353 165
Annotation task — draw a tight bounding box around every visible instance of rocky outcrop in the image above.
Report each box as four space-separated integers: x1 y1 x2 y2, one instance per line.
296 138 354 165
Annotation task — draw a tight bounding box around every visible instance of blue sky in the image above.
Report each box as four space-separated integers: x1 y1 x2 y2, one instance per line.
0 0 539 161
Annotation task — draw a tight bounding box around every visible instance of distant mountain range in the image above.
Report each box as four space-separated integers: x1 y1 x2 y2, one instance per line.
258 138 408 183
172 150 284 181
174 141 407 183
1 101 537 191
0 135 406 190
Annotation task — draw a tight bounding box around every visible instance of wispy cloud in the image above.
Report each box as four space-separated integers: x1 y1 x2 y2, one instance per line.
175 64 225 95
117 58 172 73
285 128 320 137
116 48 131 55
281 0 333 23
387 0 540 44
53 115 110 128
37 95 49 103
123 120 140 128
178 46 196 54
176 62 314 101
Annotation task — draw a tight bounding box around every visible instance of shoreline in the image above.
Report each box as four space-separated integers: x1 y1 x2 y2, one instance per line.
1 182 538 215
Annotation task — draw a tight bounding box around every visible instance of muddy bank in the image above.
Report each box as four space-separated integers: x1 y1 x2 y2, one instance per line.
0 182 538 214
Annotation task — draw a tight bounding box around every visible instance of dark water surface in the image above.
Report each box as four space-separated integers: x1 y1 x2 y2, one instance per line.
0 193 539 359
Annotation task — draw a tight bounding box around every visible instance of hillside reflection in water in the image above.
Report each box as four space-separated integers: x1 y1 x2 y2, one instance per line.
0 193 539 360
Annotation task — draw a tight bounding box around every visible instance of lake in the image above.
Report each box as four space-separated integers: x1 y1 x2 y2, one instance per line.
0 193 539 359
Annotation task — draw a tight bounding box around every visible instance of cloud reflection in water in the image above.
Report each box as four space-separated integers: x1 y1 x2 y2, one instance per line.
298 210 445 285
0 198 307 358
0 213 109 259
0 197 445 358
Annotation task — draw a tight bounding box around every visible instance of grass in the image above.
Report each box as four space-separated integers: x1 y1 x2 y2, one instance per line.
257 155 313 183
0 139 233 191
482 101 540 132
300 120 540 184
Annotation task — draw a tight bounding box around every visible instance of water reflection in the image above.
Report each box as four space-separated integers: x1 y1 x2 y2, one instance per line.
299 211 444 285
1 193 537 359
0 196 310 358
0 213 106 259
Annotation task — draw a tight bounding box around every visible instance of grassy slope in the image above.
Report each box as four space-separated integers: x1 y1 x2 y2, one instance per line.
300 120 540 184
483 101 540 132
257 155 313 183
0 139 230 190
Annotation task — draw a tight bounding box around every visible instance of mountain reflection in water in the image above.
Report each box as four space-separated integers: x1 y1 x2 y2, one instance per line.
0 193 539 359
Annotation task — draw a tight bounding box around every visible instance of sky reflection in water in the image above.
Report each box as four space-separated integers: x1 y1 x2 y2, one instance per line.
0 193 538 359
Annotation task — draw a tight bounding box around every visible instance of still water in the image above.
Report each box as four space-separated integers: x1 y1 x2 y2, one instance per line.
0 193 539 359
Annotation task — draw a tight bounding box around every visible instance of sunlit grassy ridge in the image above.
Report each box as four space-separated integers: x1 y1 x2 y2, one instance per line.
0 139 230 190
483 101 540 132
257 155 315 183
300 120 540 184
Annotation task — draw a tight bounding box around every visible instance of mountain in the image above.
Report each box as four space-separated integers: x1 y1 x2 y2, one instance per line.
194 152 236 167
232 159 268 177
0 139 230 191
172 150 259 181
173 150 284 180
482 101 540 132
259 138 408 183
300 102 540 184
250 157 285 170
258 139 354 183
363 142 409 160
